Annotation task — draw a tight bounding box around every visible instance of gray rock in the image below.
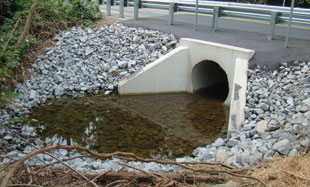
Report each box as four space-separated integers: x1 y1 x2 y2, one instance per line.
300 105 309 113
256 120 268 134
80 36 88 43
118 61 128 68
53 74 64 83
35 139 44 147
3 135 13 140
273 139 291 155
29 90 36 99
212 180 241 187
254 108 264 115
216 149 229 162
288 148 297 157
259 103 270 111
264 150 275 160
302 98 310 106
85 46 93 56
54 87 63 96
103 63 110 72
227 139 239 147
90 161 102 170
286 97 295 106
253 152 263 161
143 162 161 172
300 138 310 147
214 138 226 147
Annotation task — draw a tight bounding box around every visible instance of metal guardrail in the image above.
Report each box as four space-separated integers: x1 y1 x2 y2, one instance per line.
99 0 310 40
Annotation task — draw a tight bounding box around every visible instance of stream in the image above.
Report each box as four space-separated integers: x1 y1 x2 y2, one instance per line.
30 93 229 159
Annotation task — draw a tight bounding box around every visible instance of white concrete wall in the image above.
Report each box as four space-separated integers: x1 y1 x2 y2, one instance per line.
118 38 255 131
228 58 249 134
118 46 190 94
180 38 255 105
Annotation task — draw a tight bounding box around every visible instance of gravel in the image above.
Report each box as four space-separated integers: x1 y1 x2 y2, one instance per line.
1 23 310 172
193 61 310 167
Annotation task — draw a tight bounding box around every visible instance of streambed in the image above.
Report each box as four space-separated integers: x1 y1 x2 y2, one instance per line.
31 93 229 159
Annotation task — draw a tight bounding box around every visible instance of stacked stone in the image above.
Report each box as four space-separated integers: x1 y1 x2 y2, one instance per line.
192 61 310 167
1 22 310 171
0 23 177 170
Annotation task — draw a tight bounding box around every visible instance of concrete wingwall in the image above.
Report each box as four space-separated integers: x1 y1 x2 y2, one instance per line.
118 38 255 131
118 46 190 94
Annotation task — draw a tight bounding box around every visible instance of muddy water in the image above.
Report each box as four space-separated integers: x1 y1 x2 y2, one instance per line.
31 93 229 159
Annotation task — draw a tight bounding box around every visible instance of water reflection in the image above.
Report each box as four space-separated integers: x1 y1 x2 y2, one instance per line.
31 93 229 159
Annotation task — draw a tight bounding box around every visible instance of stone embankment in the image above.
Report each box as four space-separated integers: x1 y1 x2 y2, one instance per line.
192 61 310 167
1 23 310 172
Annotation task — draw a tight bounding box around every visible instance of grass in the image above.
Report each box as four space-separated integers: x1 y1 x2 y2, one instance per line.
239 152 310 186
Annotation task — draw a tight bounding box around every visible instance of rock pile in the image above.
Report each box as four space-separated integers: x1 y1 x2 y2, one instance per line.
1 23 310 172
4 23 176 117
0 23 177 169
192 61 310 167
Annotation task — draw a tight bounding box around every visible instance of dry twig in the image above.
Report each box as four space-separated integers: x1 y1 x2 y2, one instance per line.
272 117 285 129
16 0 39 49
3 18 20 51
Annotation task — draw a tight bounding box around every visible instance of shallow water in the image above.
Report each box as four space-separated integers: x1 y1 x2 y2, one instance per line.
31 93 229 159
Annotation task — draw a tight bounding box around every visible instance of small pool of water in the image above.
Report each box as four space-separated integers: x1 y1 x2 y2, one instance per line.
30 93 229 159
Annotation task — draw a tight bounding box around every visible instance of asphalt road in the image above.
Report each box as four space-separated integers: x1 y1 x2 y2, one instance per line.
100 5 310 70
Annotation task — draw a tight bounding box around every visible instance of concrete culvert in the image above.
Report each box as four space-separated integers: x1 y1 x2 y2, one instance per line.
192 60 229 102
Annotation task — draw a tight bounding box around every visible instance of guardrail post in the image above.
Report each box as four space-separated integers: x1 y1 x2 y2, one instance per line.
212 6 220 31
268 11 278 40
174 3 178 12
134 0 140 20
285 0 295 47
106 0 111 16
119 0 124 18
169 3 175 25
195 0 198 31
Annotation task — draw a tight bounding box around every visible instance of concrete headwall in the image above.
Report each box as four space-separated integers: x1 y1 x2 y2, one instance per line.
118 38 255 131
118 46 190 94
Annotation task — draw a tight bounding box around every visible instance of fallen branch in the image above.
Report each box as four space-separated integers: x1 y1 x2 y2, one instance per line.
84 171 225 183
1 145 98 187
2 144 263 186
3 18 20 51
0 125 98 187
225 171 268 187
26 166 33 185
1 123 265 186
117 156 234 169
6 184 42 187
105 179 129 187
16 0 39 49
43 155 89 167
117 162 160 180
282 170 310 181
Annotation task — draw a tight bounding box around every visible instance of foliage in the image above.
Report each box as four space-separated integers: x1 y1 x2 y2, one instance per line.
236 0 267 4
0 0 32 24
0 92 20 107
295 0 310 7
226 0 310 7
0 0 102 106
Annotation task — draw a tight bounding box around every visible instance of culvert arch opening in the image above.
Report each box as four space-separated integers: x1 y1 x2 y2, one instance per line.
192 60 229 102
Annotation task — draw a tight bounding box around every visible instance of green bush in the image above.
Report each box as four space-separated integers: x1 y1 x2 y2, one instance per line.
234 0 310 7
63 0 102 26
0 0 32 24
0 0 102 105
